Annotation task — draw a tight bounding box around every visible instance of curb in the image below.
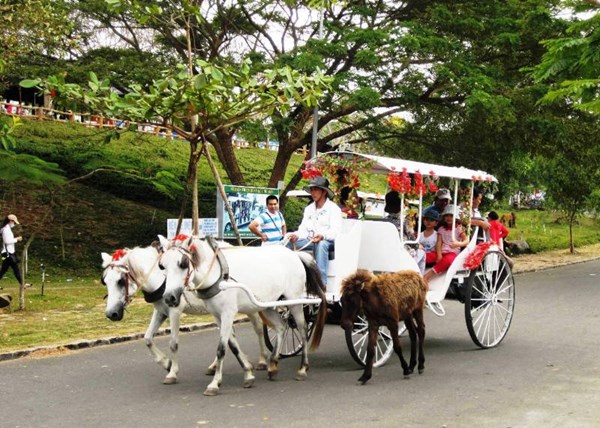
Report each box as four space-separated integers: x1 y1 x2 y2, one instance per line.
0 320 229 363
512 255 600 275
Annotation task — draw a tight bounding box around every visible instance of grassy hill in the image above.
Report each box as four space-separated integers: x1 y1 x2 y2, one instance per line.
1 118 309 277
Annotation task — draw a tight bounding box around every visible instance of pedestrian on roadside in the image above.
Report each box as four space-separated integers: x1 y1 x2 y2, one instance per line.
249 195 287 245
1 214 24 290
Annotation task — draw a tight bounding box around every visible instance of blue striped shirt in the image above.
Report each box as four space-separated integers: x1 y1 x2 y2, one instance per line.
256 210 286 243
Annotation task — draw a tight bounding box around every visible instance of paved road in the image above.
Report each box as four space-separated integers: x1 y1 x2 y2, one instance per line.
1 261 599 428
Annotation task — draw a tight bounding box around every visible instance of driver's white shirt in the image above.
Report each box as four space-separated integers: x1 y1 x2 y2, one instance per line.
296 199 342 241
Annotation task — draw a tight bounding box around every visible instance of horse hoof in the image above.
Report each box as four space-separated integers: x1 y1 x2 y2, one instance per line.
403 374 411 380
418 368 424 374
295 372 307 381
163 377 177 385
205 368 216 376
268 370 278 381
256 362 268 371
243 378 255 389
203 388 219 396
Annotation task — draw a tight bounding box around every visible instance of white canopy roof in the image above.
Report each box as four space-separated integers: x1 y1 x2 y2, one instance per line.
308 151 498 182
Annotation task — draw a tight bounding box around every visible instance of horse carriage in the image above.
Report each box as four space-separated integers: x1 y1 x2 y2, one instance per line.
101 150 514 394
267 151 515 368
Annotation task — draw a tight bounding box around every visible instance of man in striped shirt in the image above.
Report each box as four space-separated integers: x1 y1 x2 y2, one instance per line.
249 195 286 245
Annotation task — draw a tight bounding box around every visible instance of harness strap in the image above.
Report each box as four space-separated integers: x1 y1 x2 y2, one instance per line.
193 236 230 300
142 279 166 303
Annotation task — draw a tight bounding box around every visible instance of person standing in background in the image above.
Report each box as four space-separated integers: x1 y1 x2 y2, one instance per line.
0 214 24 290
249 195 287 245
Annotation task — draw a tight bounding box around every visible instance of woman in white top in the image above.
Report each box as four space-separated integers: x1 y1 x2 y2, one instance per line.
1 214 24 288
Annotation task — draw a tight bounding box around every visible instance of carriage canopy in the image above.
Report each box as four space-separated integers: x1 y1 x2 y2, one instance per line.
307 151 498 182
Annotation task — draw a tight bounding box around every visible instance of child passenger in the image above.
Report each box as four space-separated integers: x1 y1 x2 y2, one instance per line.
423 205 469 286
419 210 439 266
486 211 509 247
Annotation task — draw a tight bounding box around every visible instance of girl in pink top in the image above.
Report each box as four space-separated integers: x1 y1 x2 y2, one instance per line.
423 205 469 286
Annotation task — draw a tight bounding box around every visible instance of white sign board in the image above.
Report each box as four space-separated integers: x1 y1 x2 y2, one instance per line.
166 218 218 239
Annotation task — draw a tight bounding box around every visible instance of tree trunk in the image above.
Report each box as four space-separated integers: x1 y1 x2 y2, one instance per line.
211 129 246 185
569 212 575 254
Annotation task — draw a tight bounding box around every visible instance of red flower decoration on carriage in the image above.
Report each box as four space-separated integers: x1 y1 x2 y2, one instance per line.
173 234 189 242
111 248 128 261
463 242 494 270
387 168 437 197
300 155 374 210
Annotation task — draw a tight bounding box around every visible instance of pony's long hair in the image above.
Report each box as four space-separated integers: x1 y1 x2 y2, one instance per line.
296 252 328 351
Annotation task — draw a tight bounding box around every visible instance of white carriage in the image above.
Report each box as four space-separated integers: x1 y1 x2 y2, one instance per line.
266 151 515 367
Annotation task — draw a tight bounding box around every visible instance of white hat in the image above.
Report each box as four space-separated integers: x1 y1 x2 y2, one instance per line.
435 188 452 201
7 214 19 224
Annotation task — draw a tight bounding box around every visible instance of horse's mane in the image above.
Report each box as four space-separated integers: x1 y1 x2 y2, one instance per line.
127 245 161 279
341 269 374 295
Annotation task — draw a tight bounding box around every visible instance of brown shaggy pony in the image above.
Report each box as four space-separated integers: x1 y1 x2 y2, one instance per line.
340 269 427 385
500 212 517 228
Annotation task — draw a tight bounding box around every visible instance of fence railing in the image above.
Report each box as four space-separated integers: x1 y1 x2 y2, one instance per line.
0 100 307 153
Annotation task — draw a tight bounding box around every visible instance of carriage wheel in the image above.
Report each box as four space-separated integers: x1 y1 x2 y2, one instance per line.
345 313 405 368
465 250 515 348
263 304 318 358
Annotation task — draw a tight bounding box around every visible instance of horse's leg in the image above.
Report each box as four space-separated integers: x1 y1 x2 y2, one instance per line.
227 331 255 389
162 306 183 384
400 313 418 377
204 309 236 396
203 318 220 376
247 312 268 370
143 308 171 375
261 308 284 380
413 308 426 374
358 323 379 385
289 304 309 381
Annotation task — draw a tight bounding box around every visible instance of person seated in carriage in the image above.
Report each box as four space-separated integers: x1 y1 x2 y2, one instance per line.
382 191 426 274
466 187 490 234
419 209 439 268
287 176 342 285
422 188 452 228
422 205 469 286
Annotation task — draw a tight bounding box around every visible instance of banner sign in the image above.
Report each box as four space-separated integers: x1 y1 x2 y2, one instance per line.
166 218 218 239
217 185 279 239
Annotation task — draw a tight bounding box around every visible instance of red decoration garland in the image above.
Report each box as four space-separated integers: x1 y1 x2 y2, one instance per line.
111 248 128 261
173 234 189 242
463 242 493 270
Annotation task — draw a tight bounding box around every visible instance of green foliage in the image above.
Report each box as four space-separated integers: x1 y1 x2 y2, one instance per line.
0 115 22 150
511 208 600 253
533 10 600 113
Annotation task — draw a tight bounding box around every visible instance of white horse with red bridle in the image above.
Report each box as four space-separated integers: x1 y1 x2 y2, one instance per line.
101 242 268 385
157 234 327 396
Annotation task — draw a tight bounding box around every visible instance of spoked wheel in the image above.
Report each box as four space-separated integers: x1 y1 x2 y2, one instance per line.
465 250 515 348
345 313 406 368
263 303 318 358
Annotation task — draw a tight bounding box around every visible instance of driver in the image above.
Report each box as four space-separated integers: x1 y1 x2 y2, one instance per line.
287 177 342 285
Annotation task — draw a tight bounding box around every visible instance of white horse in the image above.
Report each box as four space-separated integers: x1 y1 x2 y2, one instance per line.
158 234 328 396
101 244 268 385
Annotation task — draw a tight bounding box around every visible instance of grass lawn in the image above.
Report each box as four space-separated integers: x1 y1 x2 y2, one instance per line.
0 278 213 354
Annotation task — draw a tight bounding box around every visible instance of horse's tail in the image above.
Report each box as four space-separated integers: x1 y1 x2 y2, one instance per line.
296 252 328 351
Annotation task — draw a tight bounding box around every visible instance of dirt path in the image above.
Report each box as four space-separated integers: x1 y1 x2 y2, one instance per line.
512 243 600 273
